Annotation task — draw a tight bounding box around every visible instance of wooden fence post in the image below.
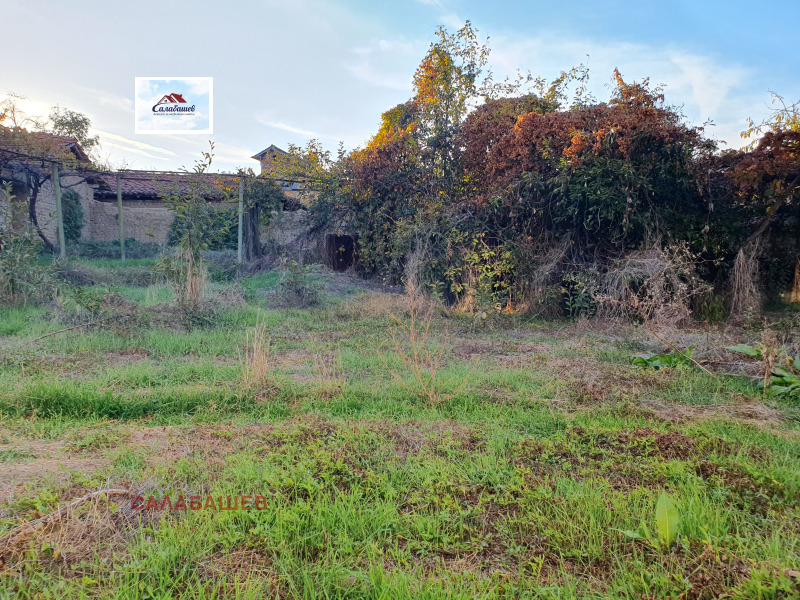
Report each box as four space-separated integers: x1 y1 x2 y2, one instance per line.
117 173 125 262
52 163 66 258
238 178 244 264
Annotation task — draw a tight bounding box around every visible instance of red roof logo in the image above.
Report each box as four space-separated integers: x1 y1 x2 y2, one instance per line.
155 93 187 105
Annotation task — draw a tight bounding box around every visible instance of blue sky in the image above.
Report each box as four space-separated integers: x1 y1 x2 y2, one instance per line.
2 0 798 173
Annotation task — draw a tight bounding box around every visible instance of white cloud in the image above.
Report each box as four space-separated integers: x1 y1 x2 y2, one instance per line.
487 33 759 148
94 130 177 155
345 36 419 92
257 118 326 139
344 62 412 92
74 87 134 114
209 142 259 167
438 13 465 31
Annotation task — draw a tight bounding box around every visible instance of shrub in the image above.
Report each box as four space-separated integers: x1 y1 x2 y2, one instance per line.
153 246 207 313
275 261 321 307
61 189 84 242
155 143 230 321
0 182 57 305
168 205 237 251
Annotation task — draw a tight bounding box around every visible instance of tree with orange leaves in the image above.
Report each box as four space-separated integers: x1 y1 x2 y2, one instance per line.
733 93 800 301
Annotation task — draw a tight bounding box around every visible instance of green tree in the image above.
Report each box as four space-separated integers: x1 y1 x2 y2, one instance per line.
0 97 94 252
412 21 492 199
154 142 231 313
47 105 100 158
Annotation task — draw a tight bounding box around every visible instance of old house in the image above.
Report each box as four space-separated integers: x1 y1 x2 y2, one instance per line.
0 131 95 248
91 172 230 244
1 137 329 258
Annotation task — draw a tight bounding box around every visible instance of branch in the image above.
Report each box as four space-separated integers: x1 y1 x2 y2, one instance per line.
27 317 113 343
0 488 132 555
26 179 56 253
646 322 715 377
747 173 800 243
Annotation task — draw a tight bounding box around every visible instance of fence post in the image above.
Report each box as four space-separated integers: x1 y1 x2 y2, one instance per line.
238 178 244 264
52 163 66 258
116 173 125 262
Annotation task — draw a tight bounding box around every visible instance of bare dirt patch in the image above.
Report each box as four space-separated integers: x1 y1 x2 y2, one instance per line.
0 456 109 505
548 356 669 404
641 399 789 430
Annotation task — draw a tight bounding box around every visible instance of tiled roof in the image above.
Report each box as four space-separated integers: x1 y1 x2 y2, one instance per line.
0 129 90 162
251 144 287 161
93 171 232 201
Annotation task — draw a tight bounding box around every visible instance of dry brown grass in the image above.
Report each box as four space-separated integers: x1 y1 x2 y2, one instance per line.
377 289 470 406
308 335 345 399
515 237 570 317
340 291 408 320
729 243 763 321
175 247 207 312
596 242 708 328
0 484 161 572
241 323 279 400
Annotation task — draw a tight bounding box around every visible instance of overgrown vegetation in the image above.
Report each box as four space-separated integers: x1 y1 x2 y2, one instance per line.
61 189 84 243
273 22 799 325
1 21 799 600
0 259 798 598
0 182 55 305
153 143 229 319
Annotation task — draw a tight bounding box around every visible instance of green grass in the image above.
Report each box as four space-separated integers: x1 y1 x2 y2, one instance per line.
71 258 158 269
0 305 47 335
0 268 798 599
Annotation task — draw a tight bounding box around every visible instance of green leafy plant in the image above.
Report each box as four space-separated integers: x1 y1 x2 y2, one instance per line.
276 261 321 308
697 292 728 324
168 204 236 250
771 363 800 397
61 189 84 243
447 234 515 314
728 343 800 399
632 347 694 369
615 492 681 551
726 343 763 358
562 270 598 319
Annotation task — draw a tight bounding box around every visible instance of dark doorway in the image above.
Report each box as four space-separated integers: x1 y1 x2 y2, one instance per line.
325 234 354 271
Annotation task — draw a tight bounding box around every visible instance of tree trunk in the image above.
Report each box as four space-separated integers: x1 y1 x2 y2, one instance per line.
790 202 800 304
244 205 262 261
790 256 800 304
27 180 56 253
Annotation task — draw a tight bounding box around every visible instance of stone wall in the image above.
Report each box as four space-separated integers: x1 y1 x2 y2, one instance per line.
1 180 319 253
0 175 96 246
263 209 323 263
34 175 95 244
89 199 174 244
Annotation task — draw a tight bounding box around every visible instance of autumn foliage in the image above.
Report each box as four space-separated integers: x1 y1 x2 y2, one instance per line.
298 24 798 316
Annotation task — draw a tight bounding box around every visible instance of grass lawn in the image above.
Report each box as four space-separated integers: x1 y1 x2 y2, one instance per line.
0 260 798 599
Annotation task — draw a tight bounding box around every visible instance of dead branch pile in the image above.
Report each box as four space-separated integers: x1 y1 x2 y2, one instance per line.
517 237 571 316
596 243 709 327
729 243 763 322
